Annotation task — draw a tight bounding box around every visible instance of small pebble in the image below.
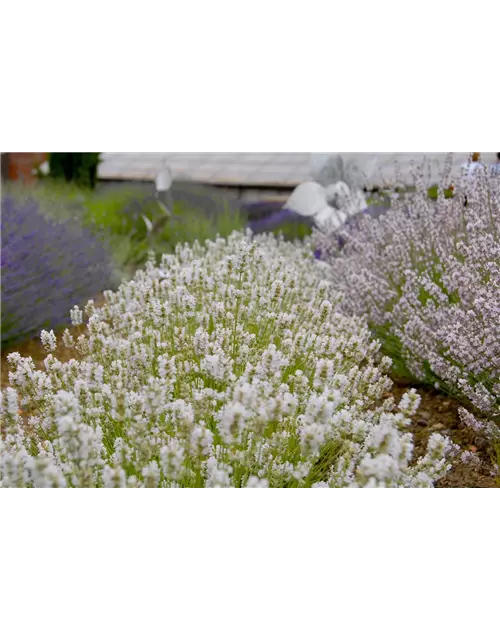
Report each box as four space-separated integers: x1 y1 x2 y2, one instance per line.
431 422 446 430
417 418 428 426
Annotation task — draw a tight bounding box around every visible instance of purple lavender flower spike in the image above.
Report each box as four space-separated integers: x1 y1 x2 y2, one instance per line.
240 201 286 221
247 207 315 234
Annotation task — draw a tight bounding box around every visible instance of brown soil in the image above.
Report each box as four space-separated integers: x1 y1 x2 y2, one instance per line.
391 381 498 488
1 333 78 388
1 294 107 389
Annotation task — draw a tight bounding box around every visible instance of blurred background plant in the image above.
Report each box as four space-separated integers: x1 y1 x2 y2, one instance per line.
241 202 315 240
1 196 119 347
1 154 250 347
47 153 101 190
2 178 248 279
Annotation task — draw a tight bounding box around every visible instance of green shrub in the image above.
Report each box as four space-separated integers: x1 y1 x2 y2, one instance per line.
48 153 101 190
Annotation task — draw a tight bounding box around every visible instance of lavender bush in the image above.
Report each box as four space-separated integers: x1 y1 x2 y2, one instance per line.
1 196 120 346
247 208 314 238
0 231 452 487
314 202 390 255
314 160 500 428
240 202 315 240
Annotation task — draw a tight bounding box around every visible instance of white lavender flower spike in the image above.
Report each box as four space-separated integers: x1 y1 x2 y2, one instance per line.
1 231 452 488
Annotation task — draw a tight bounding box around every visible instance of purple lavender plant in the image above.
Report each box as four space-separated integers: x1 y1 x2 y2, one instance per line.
241 201 288 221
315 202 390 256
314 157 500 424
247 207 315 234
1 196 119 346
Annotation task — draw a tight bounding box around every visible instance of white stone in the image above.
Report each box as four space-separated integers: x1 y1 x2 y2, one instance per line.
326 181 367 216
285 181 329 217
315 206 346 228
285 172 367 232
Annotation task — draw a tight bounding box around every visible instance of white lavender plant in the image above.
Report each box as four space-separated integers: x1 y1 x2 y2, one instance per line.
314 157 500 433
1 231 452 488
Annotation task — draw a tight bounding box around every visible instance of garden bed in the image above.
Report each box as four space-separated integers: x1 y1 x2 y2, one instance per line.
392 381 498 488
1 293 107 389
2 326 497 488
2 159 499 488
